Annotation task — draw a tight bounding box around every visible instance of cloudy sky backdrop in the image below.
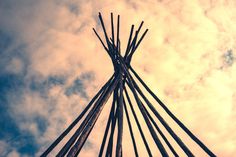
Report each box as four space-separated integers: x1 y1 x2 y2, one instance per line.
0 0 236 156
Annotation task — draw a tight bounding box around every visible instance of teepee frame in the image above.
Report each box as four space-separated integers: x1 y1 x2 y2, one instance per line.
41 13 216 157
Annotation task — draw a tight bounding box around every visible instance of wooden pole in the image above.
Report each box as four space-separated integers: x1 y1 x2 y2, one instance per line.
106 87 119 156
116 79 124 157
98 91 116 157
123 94 139 157
124 25 134 59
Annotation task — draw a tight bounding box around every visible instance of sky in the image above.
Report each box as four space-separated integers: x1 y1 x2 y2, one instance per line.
0 0 236 156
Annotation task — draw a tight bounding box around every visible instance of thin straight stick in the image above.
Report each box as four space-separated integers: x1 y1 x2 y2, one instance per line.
124 87 152 157
57 77 116 156
137 21 144 33
93 28 109 52
142 101 179 157
124 25 134 59
41 75 114 156
116 80 124 157
118 39 121 55
67 77 120 157
133 29 148 51
98 92 116 157
111 13 115 44
116 15 120 54
123 94 139 157
129 66 216 157
125 79 168 157
98 12 110 43
128 74 194 156
106 88 119 156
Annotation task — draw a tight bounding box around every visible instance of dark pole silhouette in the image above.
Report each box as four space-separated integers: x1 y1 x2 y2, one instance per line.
41 13 216 157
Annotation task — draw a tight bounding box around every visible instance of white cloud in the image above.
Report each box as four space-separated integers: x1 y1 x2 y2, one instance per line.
0 140 8 156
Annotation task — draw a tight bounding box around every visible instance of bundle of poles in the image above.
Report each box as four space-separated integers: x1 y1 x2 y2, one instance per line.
41 13 216 157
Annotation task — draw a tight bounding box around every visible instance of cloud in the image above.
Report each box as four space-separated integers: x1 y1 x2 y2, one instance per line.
7 150 20 157
0 140 9 156
0 0 236 156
